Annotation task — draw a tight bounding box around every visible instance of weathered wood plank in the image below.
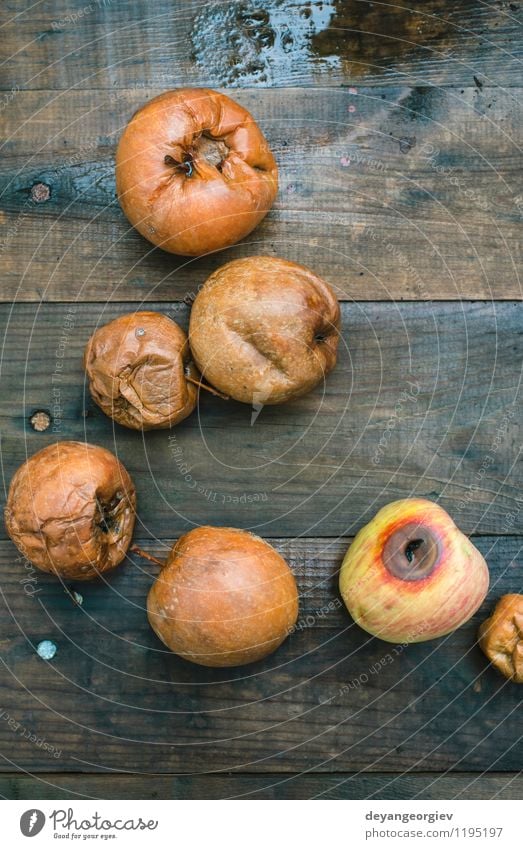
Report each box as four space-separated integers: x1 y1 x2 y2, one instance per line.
1 0 521 795
1 88 521 301
0 536 521 773
0 0 521 90
2 771 523 799
0 301 520 537
3 534 520 633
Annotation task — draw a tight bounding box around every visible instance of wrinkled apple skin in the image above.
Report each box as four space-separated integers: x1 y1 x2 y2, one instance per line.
339 498 489 643
116 89 278 256
147 526 298 667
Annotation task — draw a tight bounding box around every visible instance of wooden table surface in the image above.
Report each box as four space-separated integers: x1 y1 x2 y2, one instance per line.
0 0 521 800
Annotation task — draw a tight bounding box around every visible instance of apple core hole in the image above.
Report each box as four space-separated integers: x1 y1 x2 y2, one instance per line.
195 133 229 170
405 538 424 563
382 523 440 582
95 492 123 535
164 153 194 177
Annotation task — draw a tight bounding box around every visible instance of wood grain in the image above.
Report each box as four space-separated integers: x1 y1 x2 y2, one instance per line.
0 0 521 91
0 536 521 774
1 88 521 302
1 0 522 798
2 771 522 800
0 301 520 538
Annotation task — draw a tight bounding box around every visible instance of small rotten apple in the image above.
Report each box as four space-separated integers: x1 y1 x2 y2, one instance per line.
144 526 299 667
84 311 201 430
5 442 136 581
339 498 489 643
478 594 523 683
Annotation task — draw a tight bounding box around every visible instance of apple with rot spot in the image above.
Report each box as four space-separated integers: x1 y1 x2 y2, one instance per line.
339 498 489 643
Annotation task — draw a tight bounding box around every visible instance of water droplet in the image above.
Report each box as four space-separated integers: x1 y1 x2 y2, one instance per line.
190 1 339 86
37 640 57 660
29 410 51 432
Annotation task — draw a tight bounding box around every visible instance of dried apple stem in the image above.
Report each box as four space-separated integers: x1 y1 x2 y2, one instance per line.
130 545 166 568
186 375 229 400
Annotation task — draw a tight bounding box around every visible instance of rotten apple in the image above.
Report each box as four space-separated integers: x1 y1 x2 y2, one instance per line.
339 498 489 643
84 311 200 430
115 88 278 256
5 442 136 581
145 526 299 667
478 594 523 683
188 255 340 405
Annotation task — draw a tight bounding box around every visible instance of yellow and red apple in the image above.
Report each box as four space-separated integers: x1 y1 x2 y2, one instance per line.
339 498 489 643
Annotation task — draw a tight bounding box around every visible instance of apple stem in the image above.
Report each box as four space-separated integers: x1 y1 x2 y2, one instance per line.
186 375 229 401
130 545 166 568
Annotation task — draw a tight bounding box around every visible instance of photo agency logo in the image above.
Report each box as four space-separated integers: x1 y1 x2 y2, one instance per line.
20 809 46 837
19 807 159 839
50 809 158 838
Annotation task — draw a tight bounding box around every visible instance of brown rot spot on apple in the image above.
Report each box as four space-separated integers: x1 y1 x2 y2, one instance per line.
383 522 440 581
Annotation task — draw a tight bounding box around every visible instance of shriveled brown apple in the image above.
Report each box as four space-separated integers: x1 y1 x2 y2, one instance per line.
479 594 523 683
84 311 200 430
145 526 299 667
5 442 136 581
